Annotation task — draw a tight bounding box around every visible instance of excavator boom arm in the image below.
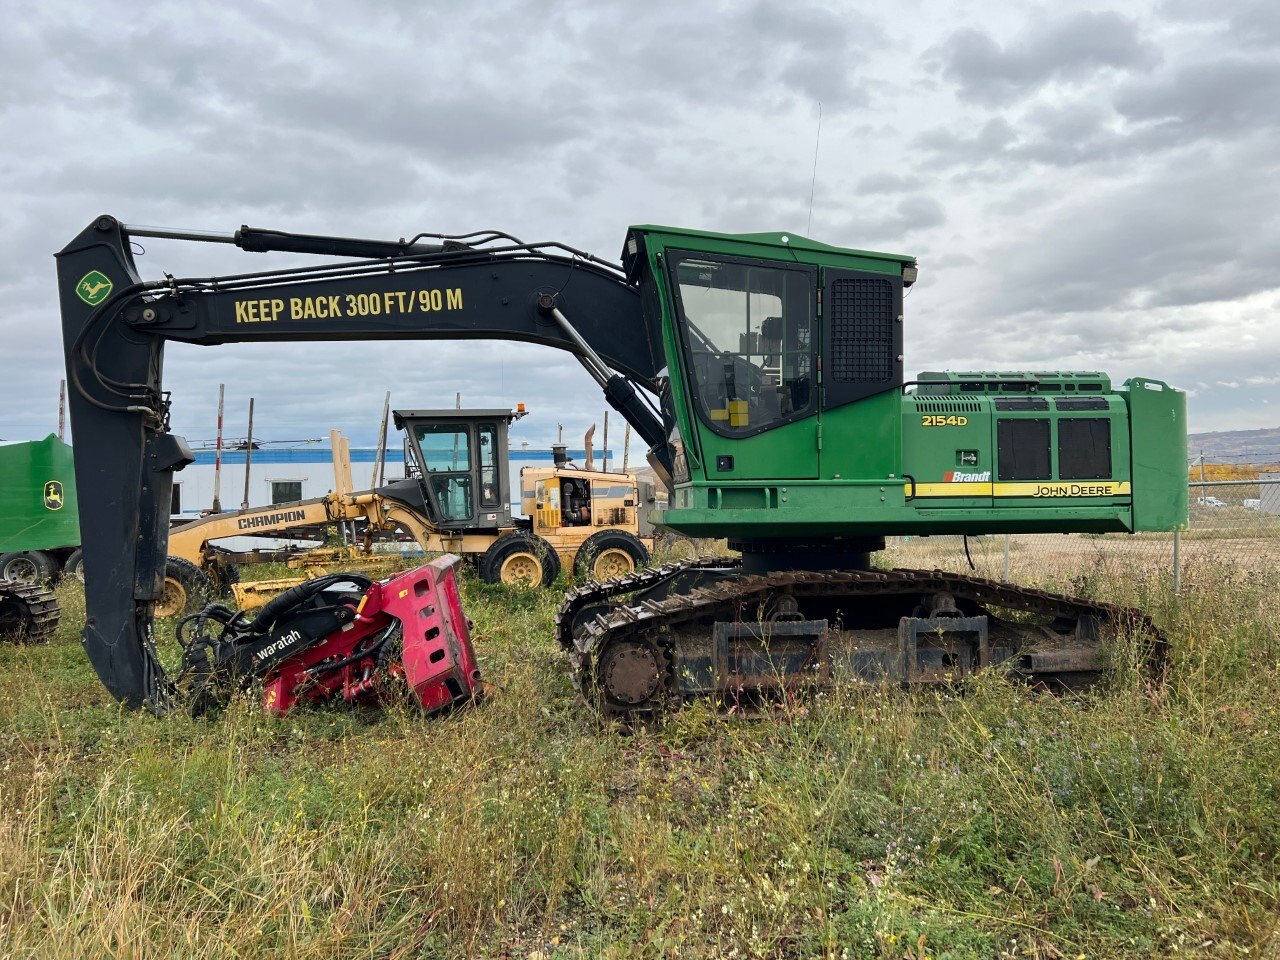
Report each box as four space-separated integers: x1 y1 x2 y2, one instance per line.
56 215 667 709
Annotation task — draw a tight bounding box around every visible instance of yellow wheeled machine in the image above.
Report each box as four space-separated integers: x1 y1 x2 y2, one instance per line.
158 408 655 613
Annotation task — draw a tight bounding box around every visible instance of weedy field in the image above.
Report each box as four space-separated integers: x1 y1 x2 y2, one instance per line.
0 556 1278 959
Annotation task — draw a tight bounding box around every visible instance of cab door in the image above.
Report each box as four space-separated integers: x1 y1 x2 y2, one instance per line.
668 252 819 480
411 422 475 528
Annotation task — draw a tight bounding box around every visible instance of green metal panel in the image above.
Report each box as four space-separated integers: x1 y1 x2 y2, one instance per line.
0 435 81 552
1124 378 1188 530
821 383 903 480
690 419 819 481
986 399 1131 517
901 393 991 509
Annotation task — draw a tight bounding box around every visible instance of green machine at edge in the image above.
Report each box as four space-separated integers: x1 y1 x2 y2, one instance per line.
0 435 80 554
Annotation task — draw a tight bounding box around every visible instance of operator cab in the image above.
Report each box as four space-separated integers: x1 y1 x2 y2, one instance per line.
385 408 525 533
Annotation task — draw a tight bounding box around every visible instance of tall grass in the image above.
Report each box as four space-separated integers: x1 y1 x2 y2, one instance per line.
0 557 1277 958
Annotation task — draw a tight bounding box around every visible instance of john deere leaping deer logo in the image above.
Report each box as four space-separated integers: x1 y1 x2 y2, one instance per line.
44 480 64 511
76 270 113 306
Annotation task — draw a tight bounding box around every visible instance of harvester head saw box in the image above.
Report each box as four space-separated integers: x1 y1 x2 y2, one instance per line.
176 555 482 717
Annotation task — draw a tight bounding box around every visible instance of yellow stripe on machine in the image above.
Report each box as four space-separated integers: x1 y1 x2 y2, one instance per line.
913 481 1131 498
914 482 992 497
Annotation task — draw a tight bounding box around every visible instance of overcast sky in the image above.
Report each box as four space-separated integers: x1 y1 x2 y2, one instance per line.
2 0 1276 452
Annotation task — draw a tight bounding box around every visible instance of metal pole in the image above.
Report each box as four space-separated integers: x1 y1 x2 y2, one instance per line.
241 397 255 511
211 384 225 512
547 306 611 387
1002 534 1010 581
372 391 391 488
1172 528 1180 596
622 423 632 472
57 380 66 440
453 391 463 481
602 411 610 472
1199 451 1206 483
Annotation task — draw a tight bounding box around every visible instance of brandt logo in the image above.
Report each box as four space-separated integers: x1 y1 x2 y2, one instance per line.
237 509 307 530
944 470 991 482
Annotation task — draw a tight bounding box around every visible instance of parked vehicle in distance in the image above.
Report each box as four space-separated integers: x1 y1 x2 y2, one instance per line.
0 435 82 583
1195 496 1227 508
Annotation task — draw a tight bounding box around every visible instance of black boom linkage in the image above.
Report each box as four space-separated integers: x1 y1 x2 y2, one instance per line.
56 215 669 710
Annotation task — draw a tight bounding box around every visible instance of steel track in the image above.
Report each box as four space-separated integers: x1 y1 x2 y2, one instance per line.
556 558 1167 718
0 583 61 642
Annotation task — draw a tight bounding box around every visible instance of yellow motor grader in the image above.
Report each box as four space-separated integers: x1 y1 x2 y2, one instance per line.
157 407 655 614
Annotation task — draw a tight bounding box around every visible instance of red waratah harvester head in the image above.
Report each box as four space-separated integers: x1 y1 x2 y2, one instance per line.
177 555 482 716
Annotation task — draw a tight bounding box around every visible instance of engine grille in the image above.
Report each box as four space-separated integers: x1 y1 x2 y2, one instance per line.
911 398 983 413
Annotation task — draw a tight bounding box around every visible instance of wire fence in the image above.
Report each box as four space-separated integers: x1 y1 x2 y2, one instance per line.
884 480 1280 595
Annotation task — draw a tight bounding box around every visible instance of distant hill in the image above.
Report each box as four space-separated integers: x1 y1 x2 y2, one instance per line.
1188 426 1280 466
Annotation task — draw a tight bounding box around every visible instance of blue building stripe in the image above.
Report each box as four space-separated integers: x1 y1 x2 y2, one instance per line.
191 448 609 465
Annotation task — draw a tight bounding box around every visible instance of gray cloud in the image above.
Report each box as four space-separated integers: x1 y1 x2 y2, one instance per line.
928 11 1161 106
1116 57 1280 140
855 171 913 195
1159 0 1280 50
573 0 878 115
917 50 1280 177
967 133 1280 321
0 0 1274 446
916 118 1017 169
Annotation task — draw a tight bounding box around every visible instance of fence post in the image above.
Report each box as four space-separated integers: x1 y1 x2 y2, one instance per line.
1002 534 1010 581
1172 528 1180 596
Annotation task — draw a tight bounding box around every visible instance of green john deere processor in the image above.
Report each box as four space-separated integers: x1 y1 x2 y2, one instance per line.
56 217 1186 715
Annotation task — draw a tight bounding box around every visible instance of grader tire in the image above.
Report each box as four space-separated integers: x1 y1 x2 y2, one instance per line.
155 557 214 618
574 529 650 582
479 533 560 588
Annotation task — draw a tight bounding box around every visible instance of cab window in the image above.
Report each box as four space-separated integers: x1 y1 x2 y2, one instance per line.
478 423 499 507
414 423 472 521
431 476 473 521
414 424 471 473
671 254 814 436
